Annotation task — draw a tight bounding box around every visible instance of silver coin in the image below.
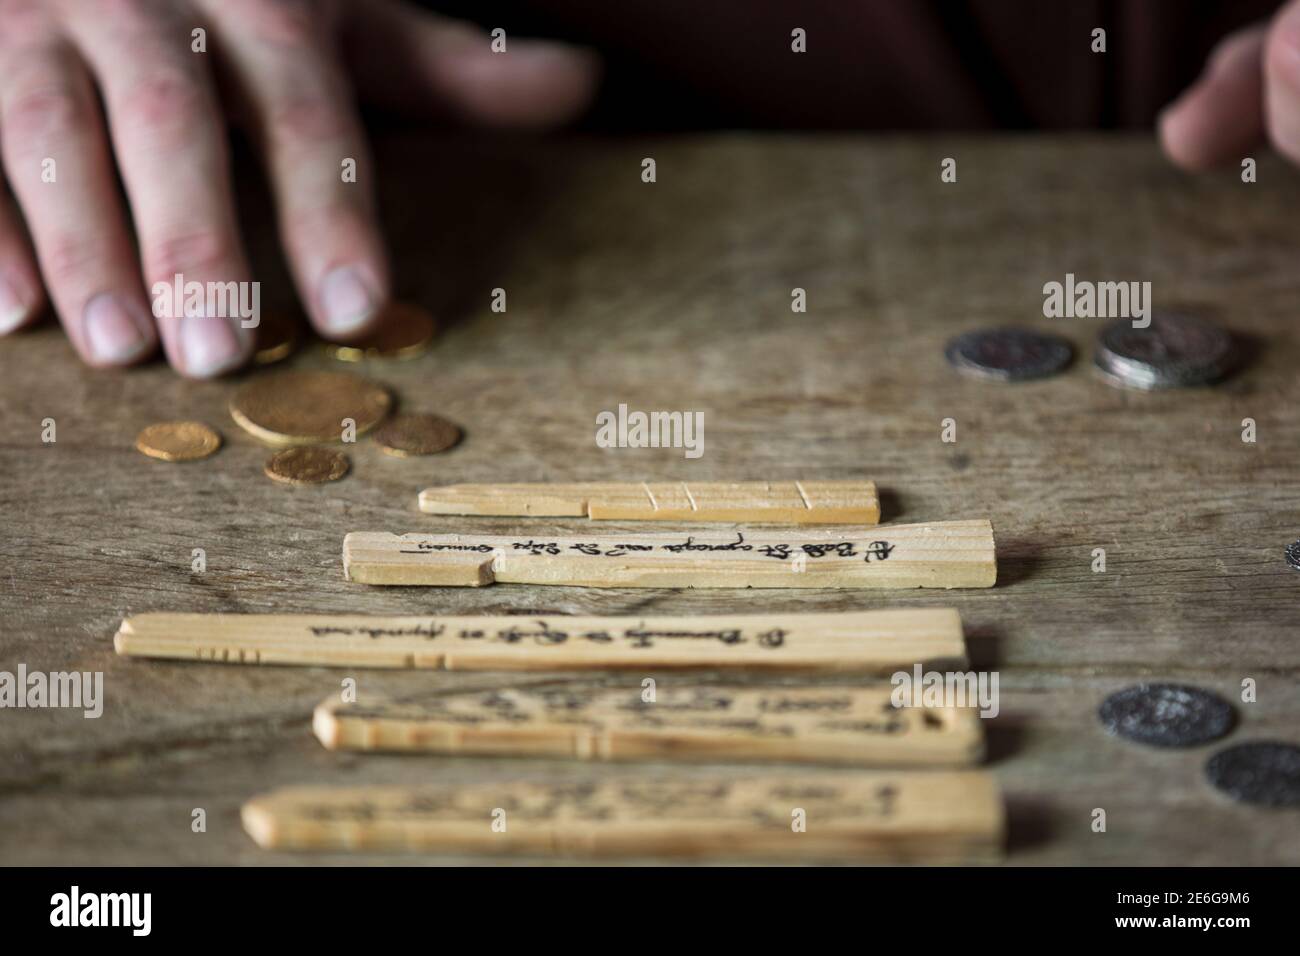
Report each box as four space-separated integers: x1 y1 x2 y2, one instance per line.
944 328 1074 382
1098 683 1235 748
1095 312 1233 390
1286 541 1300 571
1205 741 1300 807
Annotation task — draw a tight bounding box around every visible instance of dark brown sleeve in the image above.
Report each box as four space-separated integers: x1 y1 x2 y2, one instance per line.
451 0 1284 128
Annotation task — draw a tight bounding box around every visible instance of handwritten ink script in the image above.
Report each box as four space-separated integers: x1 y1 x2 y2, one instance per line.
292 780 901 825
309 619 788 650
398 533 896 563
333 688 925 741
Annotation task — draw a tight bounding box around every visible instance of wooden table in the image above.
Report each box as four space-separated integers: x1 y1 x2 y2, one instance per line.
2 134 1297 865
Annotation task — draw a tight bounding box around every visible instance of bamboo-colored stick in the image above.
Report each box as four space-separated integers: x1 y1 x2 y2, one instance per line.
343 520 996 589
418 480 880 524
114 608 968 673
314 684 984 766
241 772 1004 862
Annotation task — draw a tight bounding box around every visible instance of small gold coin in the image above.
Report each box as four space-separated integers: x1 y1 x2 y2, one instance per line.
264 446 350 485
230 370 392 447
135 421 223 462
371 413 462 457
325 301 436 362
253 311 301 366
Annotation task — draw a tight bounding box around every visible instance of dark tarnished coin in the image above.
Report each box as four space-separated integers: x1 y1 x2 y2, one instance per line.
230 370 392 447
371 413 462 457
1205 741 1300 807
1286 540 1300 571
264 446 350 485
944 328 1073 382
1094 312 1233 390
1098 683 1235 748
326 301 436 362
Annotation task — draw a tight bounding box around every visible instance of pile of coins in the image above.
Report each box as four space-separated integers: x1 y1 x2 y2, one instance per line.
945 312 1237 390
1094 313 1235 390
324 301 436 362
1099 683 1299 808
250 301 437 368
134 301 460 484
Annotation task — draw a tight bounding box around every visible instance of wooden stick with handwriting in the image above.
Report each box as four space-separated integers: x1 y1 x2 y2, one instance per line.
114 609 968 673
313 684 984 766
342 520 996 589
241 772 1004 862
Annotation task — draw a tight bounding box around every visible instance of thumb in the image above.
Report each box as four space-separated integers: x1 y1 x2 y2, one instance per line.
344 1 602 128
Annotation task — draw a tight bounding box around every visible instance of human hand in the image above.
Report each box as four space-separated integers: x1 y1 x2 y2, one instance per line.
1159 4 1300 171
0 0 599 376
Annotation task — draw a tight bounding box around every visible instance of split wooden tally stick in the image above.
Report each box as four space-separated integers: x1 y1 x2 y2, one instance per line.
418 480 881 524
314 684 984 767
242 772 1004 862
343 519 996 589
114 609 968 674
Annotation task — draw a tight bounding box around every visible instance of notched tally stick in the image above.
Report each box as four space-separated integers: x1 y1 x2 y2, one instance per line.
114 608 969 673
418 480 881 524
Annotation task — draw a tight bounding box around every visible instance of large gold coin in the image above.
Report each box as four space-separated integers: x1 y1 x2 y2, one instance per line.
264 446 350 485
371 413 462 457
135 421 223 462
325 301 436 362
230 370 392 446
252 311 300 366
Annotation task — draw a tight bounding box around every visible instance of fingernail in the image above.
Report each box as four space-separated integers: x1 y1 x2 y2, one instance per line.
0 275 30 334
180 313 244 377
82 293 151 364
318 265 377 335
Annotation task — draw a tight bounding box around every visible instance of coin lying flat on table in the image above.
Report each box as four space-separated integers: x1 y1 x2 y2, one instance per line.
944 328 1073 382
252 311 300 366
1205 741 1300 807
1286 541 1300 571
371 413 461 457
230 370 392 446
1098 683 1235 748
264 446 350 485
326 301 436 362
135 421 222 462
1094 312 1234 390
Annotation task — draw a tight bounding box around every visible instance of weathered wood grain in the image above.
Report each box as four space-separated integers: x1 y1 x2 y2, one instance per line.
1 134 1299 865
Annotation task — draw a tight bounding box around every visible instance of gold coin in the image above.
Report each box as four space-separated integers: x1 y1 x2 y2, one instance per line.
264 446 350 485
325 301 436 362
135 421 223 462
230 370 392 447
252 311 300 366
371 413 462 457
